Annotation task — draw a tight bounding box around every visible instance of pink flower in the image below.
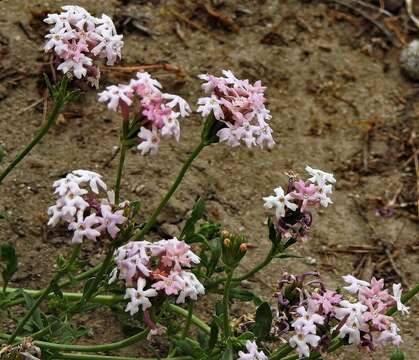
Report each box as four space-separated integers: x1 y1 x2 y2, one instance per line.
377 323 402 346
290 180 319 212
152 272 184 296
309 290 342 315
98 85 133 112
44 6 123 86
197 70 274 149
342 275 370 294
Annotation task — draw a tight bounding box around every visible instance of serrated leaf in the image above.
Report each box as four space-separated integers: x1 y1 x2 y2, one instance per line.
390 348 405 360
180 198 205 240
253 302 272 340
0 242 18 289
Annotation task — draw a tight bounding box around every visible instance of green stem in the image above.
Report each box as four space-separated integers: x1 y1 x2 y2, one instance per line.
222 269 234 340
55 354 193 360
7 244 80 344
0 81 68 185
71 247 115 310
2 289 211 334
114 143 127 205
5 264 102 308
181 301 194 339
114 119 129 204
210 245 275 287
132 141 206 241
0 329 148 352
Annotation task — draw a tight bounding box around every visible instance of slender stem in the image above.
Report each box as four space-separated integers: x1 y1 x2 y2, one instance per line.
0 85 67 185
5 264 102 308
0 329 148 352
114 119 129 204
222 269 234 340
55 354 193 360
114 143 127 204
181 301 194 339
132 141 206 241
210 245 275 287
2 289 211 334
7 244 80 344
71 247 115 310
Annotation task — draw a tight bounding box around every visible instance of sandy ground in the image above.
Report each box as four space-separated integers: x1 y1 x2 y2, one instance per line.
0 0 418 358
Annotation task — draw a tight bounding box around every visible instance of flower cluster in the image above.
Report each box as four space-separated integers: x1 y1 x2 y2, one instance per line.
47 170 127 243
110 238 205 315
237 340 268 360
273 273 407 358
98 72 191 155
263 166 335 239
44 6 123 86
197 70 274 149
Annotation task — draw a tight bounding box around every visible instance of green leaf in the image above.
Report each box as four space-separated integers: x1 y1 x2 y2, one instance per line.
82 277 96 297
130 200 141 216
22 292 43 330
208 320 219 350
173 338 205 358
230 288 262 305
207 238 221 275
0 212 7 220
390 348 405 360
0 242 18 289
180 198 206 240
253 302 272 340
221 346 234 360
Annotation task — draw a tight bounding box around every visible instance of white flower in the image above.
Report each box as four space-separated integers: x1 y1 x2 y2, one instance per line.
292 306 324 335
263 186 298 219
305 166 336 185
97 204 126 239
176 272 205 304
342 275 370 294
98 85 133 111
197 95 224 120
335 316 364 345
52 174 84 196
161 113 181 141
377 323 403 346
72 169 107 194
163 94 191 117
315 183 333 207
289 332 320 358
237 340 268 360
334 300 368 321
137 127 160 155
392 283 410 315
68 213 101 244
124 278 158 315
57 55 93 79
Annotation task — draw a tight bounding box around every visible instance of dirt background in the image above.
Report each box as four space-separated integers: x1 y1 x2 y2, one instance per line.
0 0 418 359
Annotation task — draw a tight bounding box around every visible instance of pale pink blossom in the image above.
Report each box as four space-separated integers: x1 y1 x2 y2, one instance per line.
124 278 158 315
68 213 101 244
289 332 320 358
237 340 268 360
